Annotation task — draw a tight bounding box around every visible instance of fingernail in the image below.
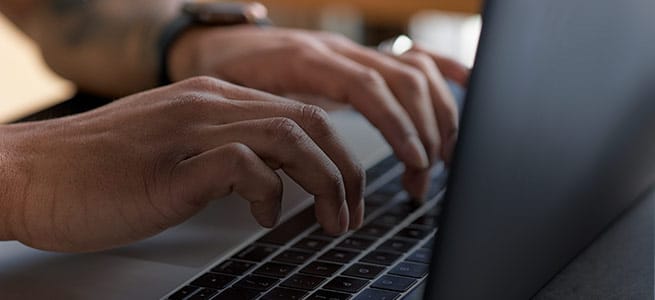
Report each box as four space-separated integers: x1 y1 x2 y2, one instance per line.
338 203 349 234
403 136 430 169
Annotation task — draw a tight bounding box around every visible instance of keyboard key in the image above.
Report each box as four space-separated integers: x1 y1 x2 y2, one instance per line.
254 262 297 278
385 202 420 216
336 237 375 250
261 287 308 300
376 176 403 196
273 249 314 265
310 228 338 241
422 237 435 249
324 276 369 293
234 245 278 262
353 289 400 300
301 261 342 277
308 289 353 300
410 215 437 228
319 249 359 264
258 206 316 245
280 274 325 290
215 287 261 300
371 275 416 292
389 262 429 278
188 288 218 300
425 206 440 217
212 260 255 276
354 224 392 238
365 155 399 184
378 238 417 253
190 273 236 289
407 248 432 264
396 227 432 240
342 263 385 280
426 181 444 200
293 237 331 252
361 251 401 266
168 285 200 300
365 194 391 206
364 204 383 218
235 275 279 292
371 213 405 226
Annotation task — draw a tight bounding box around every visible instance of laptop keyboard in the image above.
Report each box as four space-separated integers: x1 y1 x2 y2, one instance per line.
166 154 447 300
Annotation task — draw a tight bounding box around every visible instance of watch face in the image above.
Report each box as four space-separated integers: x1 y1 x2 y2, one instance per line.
183 1 269 25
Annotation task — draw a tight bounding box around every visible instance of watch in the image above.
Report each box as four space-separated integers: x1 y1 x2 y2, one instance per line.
157 1 272 86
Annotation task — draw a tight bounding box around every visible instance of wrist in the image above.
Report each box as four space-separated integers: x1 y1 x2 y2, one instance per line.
167 27 206 83
158 1 272 85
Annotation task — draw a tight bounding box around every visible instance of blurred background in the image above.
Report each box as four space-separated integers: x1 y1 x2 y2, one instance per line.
0 0 482 122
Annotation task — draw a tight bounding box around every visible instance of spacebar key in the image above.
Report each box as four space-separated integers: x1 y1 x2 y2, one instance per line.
258 205 317 245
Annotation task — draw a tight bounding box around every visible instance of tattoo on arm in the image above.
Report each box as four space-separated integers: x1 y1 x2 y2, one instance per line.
26 0 180 95
48 0 102 46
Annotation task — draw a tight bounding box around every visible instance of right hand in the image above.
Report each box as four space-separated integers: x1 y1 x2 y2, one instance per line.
0 77 364 253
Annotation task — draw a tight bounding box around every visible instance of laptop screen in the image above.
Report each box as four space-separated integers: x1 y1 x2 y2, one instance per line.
427 0 655 298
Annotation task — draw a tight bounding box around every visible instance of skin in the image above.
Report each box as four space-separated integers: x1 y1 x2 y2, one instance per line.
0 77 365 252
0 0 469 252
169 27 470 197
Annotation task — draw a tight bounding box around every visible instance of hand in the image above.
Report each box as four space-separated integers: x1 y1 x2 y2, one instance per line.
168 26 470 198
0 77 364 252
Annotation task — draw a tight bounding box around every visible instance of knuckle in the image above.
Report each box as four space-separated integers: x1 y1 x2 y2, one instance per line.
223 143 254 169
179 76 220 91
404 52 434 70
166 92 214 117
398 68 429 92
317 31 350 44
298 105 332 133
267 117 306 145
355 68 386 89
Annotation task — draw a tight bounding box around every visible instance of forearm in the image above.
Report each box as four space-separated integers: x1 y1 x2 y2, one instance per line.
0 0 184 97
0 124 29 241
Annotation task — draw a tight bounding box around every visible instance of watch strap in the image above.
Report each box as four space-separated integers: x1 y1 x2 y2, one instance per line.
156 3 272 86
157 13 195 86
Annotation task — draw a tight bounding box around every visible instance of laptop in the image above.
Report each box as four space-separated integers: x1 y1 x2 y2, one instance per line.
161 0 655 299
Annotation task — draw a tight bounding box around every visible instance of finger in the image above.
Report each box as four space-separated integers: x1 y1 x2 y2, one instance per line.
182 48 429 172
171 143 284 227
283 46 430 171
397 51 460 164
163 78 364 228
322 39 441 162
201 118 350 235
413 45 471 87
173 76 297 105
203 100 365 229
403 168 431 204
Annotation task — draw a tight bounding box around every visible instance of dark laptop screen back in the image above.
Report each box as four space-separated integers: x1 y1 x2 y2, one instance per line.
427 0 655 299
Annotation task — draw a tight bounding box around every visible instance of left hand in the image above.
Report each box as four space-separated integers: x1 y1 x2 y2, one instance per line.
168 25 470 198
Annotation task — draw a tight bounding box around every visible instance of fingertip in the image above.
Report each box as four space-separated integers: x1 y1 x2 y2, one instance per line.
348 198 365 230
251 201 281 229
403 170 429 200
